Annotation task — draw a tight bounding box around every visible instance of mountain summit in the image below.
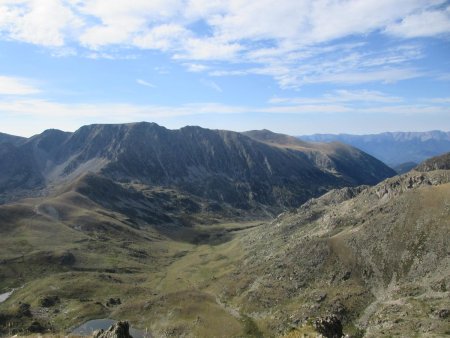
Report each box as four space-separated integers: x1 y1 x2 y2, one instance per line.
0 123 395 211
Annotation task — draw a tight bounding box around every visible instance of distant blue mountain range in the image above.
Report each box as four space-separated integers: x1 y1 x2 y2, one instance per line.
299 131 450 171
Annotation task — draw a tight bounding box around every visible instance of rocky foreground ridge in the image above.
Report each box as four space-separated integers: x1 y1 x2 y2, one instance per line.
222 160 450 336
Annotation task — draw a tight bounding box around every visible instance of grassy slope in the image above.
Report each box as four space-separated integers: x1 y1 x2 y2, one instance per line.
0 184 266 337
1 170 449 337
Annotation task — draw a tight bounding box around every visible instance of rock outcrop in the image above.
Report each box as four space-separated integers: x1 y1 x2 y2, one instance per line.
93 321 133 338
415 151 450 171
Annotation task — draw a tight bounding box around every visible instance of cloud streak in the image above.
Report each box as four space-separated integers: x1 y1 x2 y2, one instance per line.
201 79 223 93
136 79 155 88
0 76 41 95
270 90 404 105
0 94 447 122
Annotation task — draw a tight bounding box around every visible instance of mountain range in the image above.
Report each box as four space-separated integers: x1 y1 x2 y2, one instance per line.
0 123 395 213
299 131 450 171
0 123 448 337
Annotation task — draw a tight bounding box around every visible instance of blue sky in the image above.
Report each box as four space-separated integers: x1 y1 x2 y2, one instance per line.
0 0 449 137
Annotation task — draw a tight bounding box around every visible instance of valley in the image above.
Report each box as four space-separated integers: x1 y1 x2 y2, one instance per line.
0 191 266 337
0 124 448 337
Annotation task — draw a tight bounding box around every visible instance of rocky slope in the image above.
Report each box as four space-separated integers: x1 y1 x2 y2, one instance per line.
220 165 450 336
415 151 450 172
299 130 450 168
0 123 395 213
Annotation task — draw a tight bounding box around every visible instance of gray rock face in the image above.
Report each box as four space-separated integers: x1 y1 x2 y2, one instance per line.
93 321 133 338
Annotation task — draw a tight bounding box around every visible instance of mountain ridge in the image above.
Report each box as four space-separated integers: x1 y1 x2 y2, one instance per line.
0 122 395 212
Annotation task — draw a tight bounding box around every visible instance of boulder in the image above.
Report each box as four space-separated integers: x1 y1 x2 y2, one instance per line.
436 309 449 319
106 298 121 307
93 321 133 338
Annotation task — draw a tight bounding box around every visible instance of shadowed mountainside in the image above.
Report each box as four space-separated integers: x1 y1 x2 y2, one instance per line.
0 123 395 212
0 132 26 146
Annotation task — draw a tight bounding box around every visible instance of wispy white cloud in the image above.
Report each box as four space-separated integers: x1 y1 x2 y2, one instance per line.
302 68 423 85
209 69 248 77
423 97 450 104
201 79 223 92
0 94 447 125
184 63 210 72
0 76 41 95
270 90 403 105
0 98 246 120
0 0 448 88
329 90 403 103
210 44 425 87
173 37 242 61
136 79 155 88
436 73 450 81
361 104 450 115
